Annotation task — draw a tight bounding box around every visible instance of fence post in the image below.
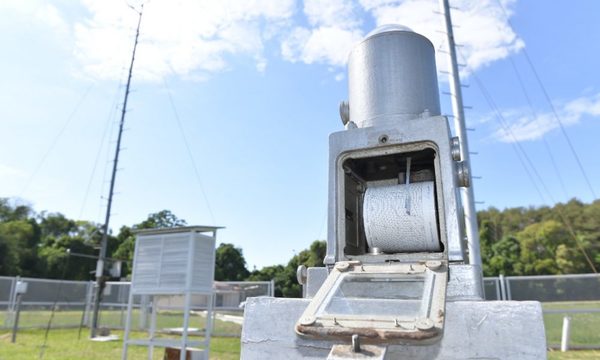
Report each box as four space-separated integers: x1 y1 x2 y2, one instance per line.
561 316 571 352
498 274 506 300
270 279 275 297
494 278 501 300
10 292 23 343
505 277 512 300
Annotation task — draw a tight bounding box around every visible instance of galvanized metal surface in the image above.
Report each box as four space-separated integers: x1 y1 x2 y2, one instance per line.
241 297 547 359
445 264 483 300
306 267 329 298
348 29 441 128
325 116 465 266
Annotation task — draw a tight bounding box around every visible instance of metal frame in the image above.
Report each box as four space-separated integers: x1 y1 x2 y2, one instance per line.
296 260 447 343
325 115 466 266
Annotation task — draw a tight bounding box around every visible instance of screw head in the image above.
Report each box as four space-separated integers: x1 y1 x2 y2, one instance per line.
335 262 350 271
415 318 435 331
425 260 442 270
299 316 316 326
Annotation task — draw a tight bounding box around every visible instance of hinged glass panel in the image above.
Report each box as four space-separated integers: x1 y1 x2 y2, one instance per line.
296 261 447 343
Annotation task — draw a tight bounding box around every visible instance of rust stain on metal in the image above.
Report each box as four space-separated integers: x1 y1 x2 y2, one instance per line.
296 324 439 342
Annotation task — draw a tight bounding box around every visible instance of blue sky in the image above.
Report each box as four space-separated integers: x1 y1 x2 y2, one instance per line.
1 0 598 269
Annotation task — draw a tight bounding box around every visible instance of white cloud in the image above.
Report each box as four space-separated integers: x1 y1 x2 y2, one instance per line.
282 26 363 66
280 0 522 77
74 0 295 81
493 93 600 142
8 0 523 82
280 0 364 66
359 0 523 75
0 0 68 34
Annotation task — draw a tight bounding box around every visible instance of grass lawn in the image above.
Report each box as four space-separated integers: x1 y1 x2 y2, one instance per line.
0 328 239 360
0 309 242 336
542 302 600 347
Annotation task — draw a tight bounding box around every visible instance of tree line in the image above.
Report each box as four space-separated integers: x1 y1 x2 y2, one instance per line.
1 197 598 297
478 198 600 276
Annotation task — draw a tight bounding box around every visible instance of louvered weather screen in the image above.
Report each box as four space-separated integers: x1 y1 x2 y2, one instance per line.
131 230 215 294
122 226 222 360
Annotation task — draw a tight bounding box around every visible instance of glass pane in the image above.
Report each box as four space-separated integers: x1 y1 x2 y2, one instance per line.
316 273 425 317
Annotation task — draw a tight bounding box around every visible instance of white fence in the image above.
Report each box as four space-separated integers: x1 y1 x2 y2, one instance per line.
0 276 274 332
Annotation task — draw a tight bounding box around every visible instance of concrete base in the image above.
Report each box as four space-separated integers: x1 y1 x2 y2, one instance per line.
241 297 547 359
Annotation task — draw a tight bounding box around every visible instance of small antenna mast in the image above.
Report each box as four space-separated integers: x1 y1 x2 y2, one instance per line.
439 0 482 269
90 4 144 338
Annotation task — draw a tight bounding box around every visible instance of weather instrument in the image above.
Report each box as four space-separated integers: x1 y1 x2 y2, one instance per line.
241 25 547 360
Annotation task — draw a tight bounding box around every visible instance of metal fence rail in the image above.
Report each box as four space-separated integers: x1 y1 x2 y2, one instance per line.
2 274 598 349
0 276 274 335
483 273 600 302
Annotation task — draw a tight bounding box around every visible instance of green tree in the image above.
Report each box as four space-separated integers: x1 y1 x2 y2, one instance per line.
518 220 567 275
0 220 36 275
135 210 187 229
214 243 250 281
249 240 326 298
247 265 287 297
486 236 522 276
37 215 103 280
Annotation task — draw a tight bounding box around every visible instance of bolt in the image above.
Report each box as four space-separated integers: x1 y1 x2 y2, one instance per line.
299 316 316 326
296 265 307 285
457 161 470 187
339 101 350 125
352 334 361 353
451 136 461 161
416 318 435 331
425 260 442 270
335 262 350 271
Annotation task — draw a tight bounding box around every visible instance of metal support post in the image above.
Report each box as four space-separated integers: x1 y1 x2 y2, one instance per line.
499 274 507 300
10 293 22 343
121 290 135 360
439 0 482 268
561 316 571 352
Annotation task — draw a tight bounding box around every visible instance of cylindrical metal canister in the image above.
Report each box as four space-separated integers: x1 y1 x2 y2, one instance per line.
348 25 441 128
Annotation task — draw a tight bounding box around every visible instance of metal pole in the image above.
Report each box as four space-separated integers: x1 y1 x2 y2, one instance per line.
10 293 22 343
498 274 506 301
91 5 143 338
439 0 482 267
561 316 571 352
